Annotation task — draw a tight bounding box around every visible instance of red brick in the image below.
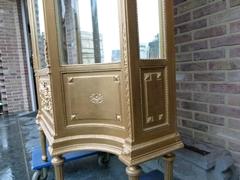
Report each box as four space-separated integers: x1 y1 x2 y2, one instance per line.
176 53 192 62
193 1 226 19
195 112 225 126
175 34 192 44
180 62 207 71
227 71 240 82
228 119 240 131
0 0 31 114
180 40 208 52
194 131 226 147
230 47 240 58
209 60 240 70
210 34 240 48
177 91 192 100
175 13 191 25
176 72 192 81
209 8 240 25
209 61 231 70
194 72 225 81
194 93 225 104
210 105 240 119
194 25 227 40
178 127 193 138
181 82 208 92
181 101 208 112
194 49 225 61
177 109 193 119
182 119 208 132
210 83 240 94
230 20 240 33
174 0 187 6
176 19 207 33
177 0 207 14
228 95 240 106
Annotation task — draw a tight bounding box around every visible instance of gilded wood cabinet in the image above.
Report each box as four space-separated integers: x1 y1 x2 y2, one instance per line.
27 0 183 179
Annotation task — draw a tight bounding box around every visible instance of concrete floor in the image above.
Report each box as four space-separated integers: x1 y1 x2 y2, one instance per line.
0 114 128 180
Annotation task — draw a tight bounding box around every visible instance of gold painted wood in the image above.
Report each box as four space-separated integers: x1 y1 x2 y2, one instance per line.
27 0 183 179
52 156 64 180
126 166 142 180
39 126 47 161
163 153 176 180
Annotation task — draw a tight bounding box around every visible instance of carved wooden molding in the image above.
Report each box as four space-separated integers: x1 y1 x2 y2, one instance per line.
39 79 53 114
122 15 133 141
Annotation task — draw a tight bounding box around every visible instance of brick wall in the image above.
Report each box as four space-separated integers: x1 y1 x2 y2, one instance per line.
0 0 31 114
175 0 240 170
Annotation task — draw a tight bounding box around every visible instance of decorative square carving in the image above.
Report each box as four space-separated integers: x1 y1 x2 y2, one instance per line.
63 73 122 126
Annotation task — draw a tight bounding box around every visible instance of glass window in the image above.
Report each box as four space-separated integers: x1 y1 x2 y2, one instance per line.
34 0 47 69
137 0 165 59
59 0 121 65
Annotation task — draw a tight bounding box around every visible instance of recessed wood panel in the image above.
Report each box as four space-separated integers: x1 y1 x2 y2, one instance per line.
63 72 122 126
140 67 168 131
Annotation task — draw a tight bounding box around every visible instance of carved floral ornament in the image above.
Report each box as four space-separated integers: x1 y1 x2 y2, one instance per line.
89 93 104 104
144 72 162 81
39 80 53 113
146 114 164 124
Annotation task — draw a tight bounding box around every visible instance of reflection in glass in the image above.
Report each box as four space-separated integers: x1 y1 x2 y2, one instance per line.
59 0 121 65
137 0 163 59
34 0 47 68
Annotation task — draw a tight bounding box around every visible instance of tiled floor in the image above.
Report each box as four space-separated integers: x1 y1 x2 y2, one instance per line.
0 114 128 180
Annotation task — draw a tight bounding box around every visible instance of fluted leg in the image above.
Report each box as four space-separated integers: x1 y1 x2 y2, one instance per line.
52 155 64 180
163 153 175 180
39 126 47 161
126 165 141 180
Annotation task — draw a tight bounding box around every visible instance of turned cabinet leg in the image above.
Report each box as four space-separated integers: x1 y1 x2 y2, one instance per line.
38 126 47 161
126 165 141 180
163 153 175 180
52 156 64 180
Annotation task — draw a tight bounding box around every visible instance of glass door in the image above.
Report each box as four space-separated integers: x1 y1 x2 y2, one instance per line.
57 0 121 65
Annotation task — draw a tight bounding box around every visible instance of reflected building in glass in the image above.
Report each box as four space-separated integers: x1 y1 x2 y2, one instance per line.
140 34 160 59
148 34 160 59
34 0 47 68
80 31 104 64
60 0 120 65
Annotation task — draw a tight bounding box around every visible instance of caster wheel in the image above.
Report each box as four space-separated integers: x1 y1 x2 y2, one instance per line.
98 152 110 167
32 168 48 180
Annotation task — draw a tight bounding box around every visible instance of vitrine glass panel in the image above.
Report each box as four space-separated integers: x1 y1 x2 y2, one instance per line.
137 0 165 59
34 0 47 69
59 0 121 65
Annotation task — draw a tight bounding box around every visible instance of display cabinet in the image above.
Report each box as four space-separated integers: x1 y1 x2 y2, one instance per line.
27 0 183 179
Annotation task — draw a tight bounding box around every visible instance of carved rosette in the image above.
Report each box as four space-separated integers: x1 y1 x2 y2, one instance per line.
39 79 53 114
